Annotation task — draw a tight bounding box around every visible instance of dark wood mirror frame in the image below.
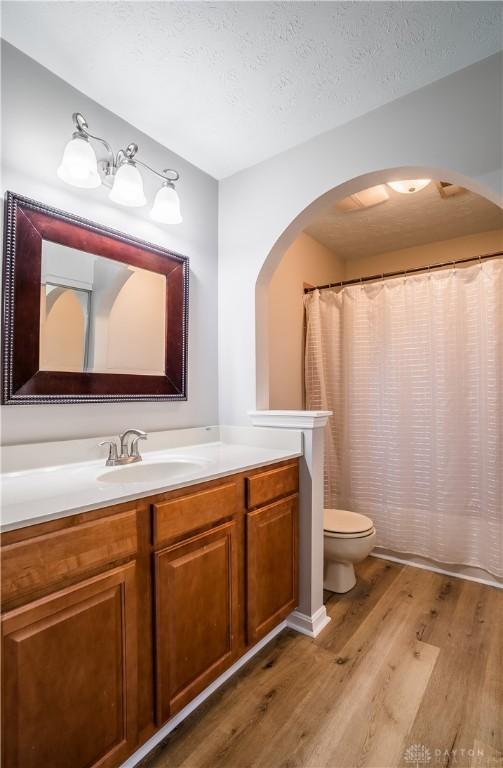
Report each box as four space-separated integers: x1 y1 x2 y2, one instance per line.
2 191 189 405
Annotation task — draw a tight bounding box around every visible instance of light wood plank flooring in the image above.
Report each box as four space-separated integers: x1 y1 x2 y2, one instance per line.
143 558 503 768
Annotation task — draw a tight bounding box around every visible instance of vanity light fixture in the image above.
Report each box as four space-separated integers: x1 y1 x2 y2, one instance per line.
151 180 183 224
57 113 183 223
387 179 431 194
57 132 101 189
108 156 147 208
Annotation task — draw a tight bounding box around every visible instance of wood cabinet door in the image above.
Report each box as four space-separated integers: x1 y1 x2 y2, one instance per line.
155 520 239 723
246 495 299 644
2 563 137 768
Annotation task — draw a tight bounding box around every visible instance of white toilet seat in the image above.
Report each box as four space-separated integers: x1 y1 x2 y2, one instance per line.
324 508 374 539
324 527 375 540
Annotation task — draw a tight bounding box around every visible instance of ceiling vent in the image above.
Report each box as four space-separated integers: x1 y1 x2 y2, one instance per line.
436 181 467 198
335 185 389 213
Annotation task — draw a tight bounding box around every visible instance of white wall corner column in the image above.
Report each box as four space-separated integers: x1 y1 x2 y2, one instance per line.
249 410 332 638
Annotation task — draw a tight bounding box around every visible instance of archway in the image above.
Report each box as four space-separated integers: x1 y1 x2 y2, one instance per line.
255 165 502 410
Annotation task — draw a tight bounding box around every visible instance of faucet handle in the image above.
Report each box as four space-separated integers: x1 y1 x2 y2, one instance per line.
130 433 147 459
99 440 119 466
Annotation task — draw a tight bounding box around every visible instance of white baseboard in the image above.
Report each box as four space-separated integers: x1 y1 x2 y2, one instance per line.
372 550 503 589
286 606 331 638
120 621 287 768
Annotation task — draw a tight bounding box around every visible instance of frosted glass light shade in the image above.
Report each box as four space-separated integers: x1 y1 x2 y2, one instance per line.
387 179 431 194
150 184 183 224
57 136 101 188
109 163 147 207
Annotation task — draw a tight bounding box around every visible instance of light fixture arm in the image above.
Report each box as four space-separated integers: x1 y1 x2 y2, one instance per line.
72 113 179 185
72 112 115 170
130 158 179 185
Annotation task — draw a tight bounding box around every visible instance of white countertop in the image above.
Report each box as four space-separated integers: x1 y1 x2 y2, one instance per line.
0 426 303 532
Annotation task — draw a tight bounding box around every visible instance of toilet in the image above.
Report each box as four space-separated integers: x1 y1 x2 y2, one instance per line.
323 508 376 593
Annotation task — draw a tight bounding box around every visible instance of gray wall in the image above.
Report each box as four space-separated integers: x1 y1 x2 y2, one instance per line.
1 42 219 444
218 52 503 424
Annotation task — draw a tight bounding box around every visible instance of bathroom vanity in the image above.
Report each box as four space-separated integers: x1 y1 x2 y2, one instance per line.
0 431 300 768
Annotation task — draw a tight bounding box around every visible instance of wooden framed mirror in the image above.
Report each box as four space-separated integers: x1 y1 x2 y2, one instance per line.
2 192 188 404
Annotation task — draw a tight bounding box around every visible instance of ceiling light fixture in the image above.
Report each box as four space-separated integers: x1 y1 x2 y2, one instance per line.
57 113 182 224
387 179 431 195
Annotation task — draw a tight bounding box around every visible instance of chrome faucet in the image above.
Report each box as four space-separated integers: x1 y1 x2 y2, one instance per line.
99 428 147 466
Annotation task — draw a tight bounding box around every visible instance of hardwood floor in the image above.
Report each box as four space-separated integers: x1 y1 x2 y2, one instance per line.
143 558 503 768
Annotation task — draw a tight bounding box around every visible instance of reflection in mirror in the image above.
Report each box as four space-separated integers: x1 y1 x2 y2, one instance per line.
40 241 167 375
40 283 90 371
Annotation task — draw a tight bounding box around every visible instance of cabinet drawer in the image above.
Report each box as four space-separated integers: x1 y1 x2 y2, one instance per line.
1 509 138 607
153 482 239 547
246 462 298 509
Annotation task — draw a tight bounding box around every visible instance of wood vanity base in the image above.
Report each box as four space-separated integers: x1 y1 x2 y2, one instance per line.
0 459 299 768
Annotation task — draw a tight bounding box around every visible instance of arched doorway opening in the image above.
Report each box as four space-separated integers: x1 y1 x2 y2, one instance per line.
255 166 502 410
255 165 502 586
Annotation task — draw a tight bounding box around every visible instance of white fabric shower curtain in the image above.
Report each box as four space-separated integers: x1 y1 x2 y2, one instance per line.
305 260 503 577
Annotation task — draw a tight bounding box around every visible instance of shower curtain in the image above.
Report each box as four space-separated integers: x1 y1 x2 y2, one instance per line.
304 260 503 577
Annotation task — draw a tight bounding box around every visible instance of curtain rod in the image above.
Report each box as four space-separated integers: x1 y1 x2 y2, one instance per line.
303 250 503 293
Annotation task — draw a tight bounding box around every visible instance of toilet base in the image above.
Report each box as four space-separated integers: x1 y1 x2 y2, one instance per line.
324 561 356 593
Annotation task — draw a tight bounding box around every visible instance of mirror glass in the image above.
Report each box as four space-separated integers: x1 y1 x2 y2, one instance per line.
39 241 167 375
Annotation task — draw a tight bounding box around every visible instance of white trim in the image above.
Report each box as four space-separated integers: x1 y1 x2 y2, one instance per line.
42 273 93 291
120 621 287 768
372 552 503 590
248 410 331 647
286 606 331 638
249 410 332 430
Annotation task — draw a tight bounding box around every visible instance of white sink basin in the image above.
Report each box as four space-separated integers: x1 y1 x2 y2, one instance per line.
97 459 208 485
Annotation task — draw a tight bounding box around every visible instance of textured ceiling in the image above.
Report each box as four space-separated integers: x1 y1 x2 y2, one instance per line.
305 183 503 260
2 1 502 178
